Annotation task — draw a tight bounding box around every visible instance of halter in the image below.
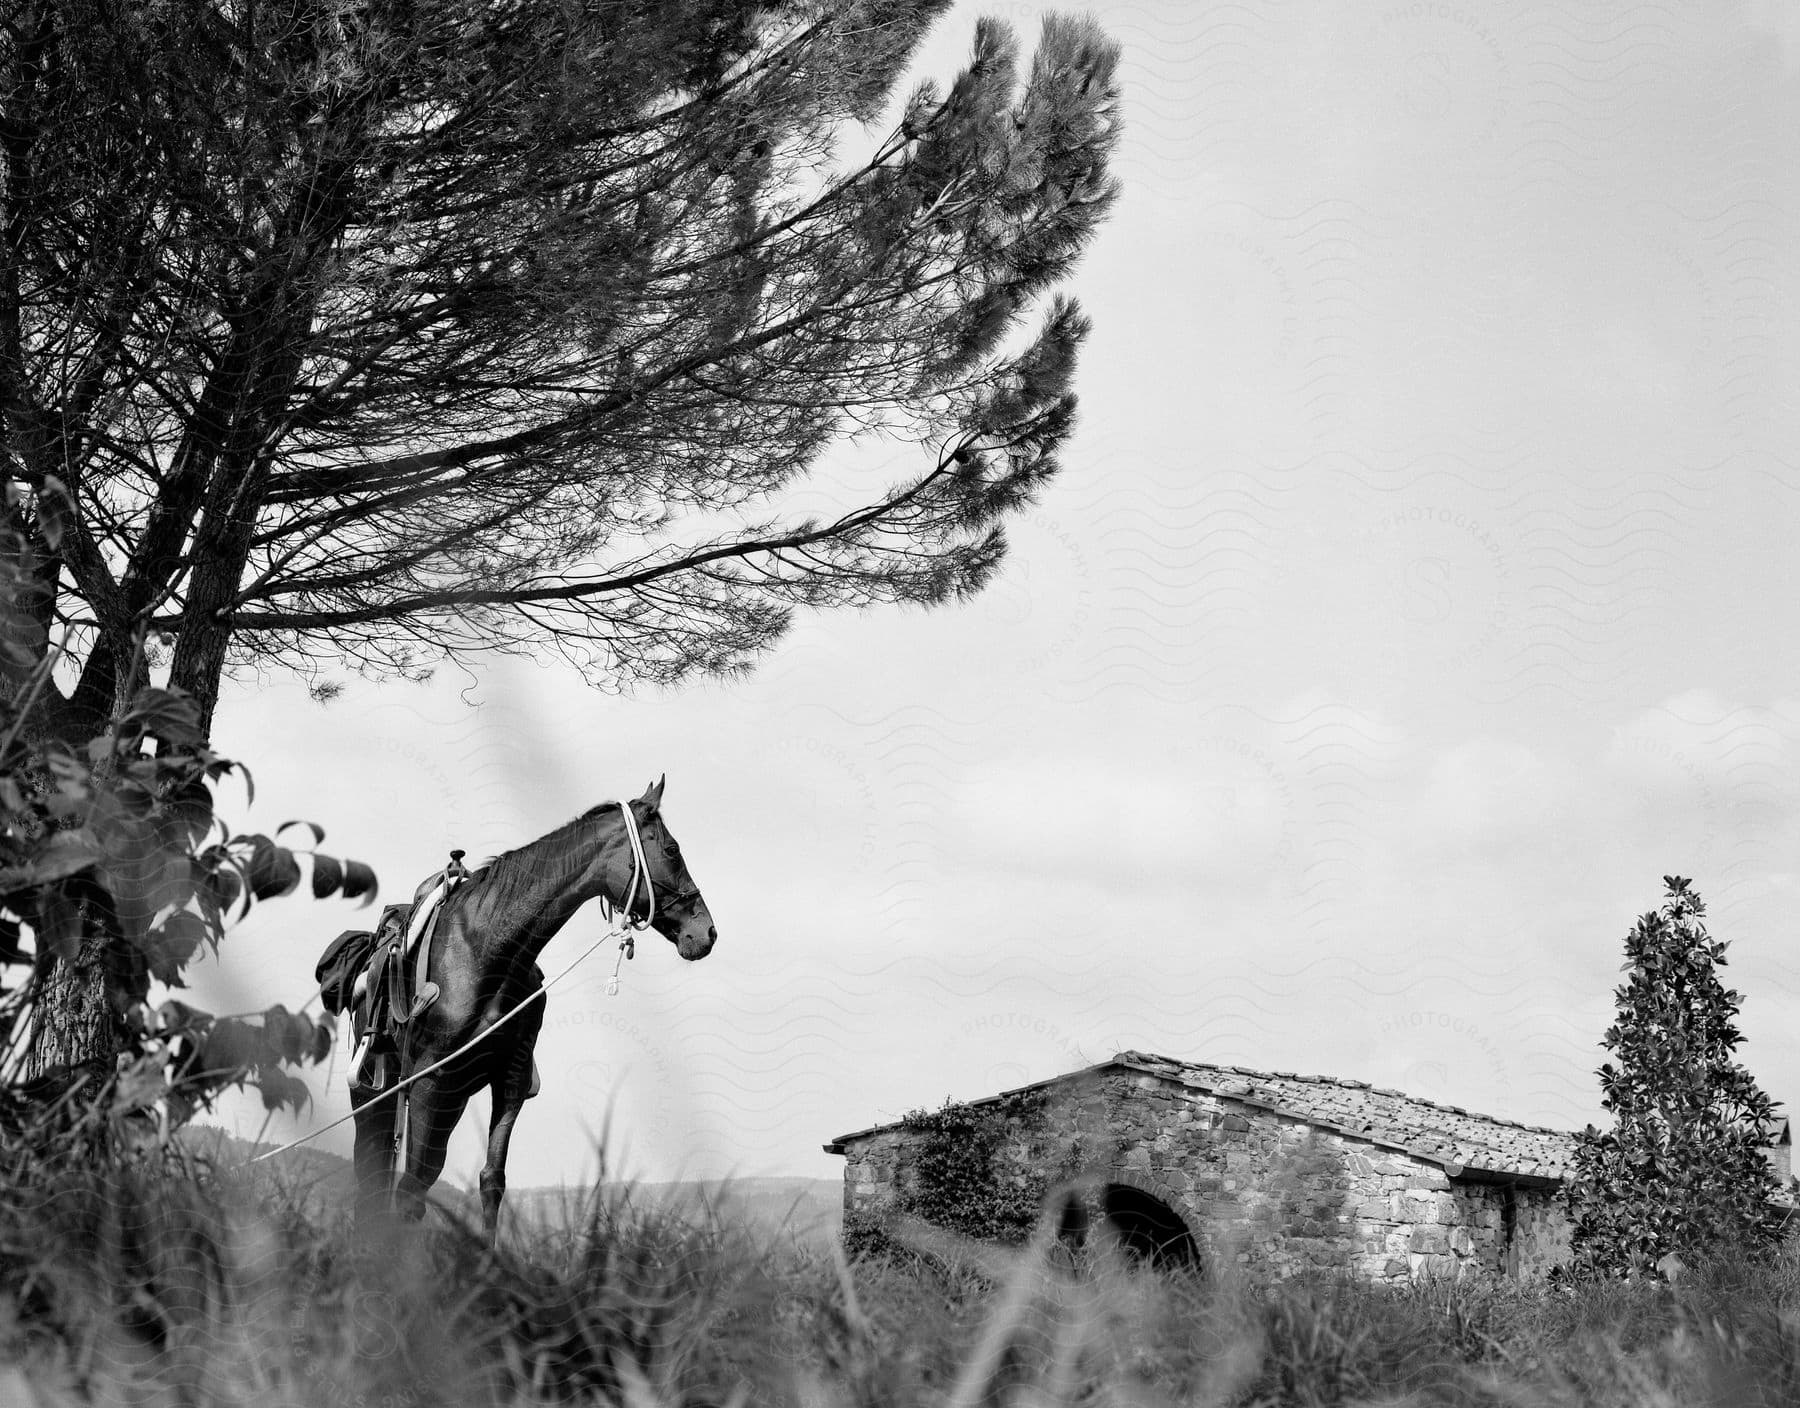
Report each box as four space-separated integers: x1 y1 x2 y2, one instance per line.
602 797 705 930
613 800 655 930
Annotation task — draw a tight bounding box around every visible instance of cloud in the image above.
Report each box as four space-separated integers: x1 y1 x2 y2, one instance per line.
949 753 1290 883
1745 0 1800 72
1605 691 1790 794
1412 738 1559 850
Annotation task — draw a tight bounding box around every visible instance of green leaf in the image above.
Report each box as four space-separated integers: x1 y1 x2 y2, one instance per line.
144 909 211 985
257 1066 311 1113
165 779 216 847
339 859 378 905
309 852 343 899
157 998 205 1037
121 687 204 752
263 1004 308 1066
243 835 301 901
192 855 244 922
202 1019 263 1081
277 820 325 849
0 830 100 890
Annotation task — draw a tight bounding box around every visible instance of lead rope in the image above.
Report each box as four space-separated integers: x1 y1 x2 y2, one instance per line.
600 797 655 933
602 798 649 996
391 1094 410 1204
254 801 654 1169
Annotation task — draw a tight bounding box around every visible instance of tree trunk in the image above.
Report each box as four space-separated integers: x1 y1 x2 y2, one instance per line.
166 559 236 741
23 932 124 1093
15 664 136 1096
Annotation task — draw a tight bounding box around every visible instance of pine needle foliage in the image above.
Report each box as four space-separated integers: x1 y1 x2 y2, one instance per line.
3 0 1122 1097
0 0 1124 739
1562 876 1785 1277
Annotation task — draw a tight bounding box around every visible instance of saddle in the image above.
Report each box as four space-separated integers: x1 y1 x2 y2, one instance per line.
315 850 468 1090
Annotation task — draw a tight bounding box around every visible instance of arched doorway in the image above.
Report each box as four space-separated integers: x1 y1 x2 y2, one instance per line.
1101 1184 1201 1271
1053 1181 1202 1273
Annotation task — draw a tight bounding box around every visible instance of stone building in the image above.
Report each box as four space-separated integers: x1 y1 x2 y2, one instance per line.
827 1051 1584 1282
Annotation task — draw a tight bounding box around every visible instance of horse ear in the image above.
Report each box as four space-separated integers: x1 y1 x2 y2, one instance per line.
643 775 665 807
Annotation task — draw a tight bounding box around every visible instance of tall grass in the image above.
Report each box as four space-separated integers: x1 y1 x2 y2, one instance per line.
2 1141 1799 1407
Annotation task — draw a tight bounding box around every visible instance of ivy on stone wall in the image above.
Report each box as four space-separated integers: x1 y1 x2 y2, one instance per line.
843 1091 1060 1259
901 1090 1054 1243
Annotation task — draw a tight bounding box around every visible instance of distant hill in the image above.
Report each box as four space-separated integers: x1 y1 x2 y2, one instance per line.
179 1125 354 1187
179 1125 843 1244
177 1125 359 1220
505 1178 843 1245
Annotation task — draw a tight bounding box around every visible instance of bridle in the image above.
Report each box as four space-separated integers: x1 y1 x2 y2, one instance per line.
603 800 703 937
612 799 656 929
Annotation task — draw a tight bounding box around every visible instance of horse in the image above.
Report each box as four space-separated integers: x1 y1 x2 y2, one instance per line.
348 777 716 1238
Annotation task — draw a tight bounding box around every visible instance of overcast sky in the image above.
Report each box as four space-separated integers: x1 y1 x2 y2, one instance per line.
189 0 1800 1193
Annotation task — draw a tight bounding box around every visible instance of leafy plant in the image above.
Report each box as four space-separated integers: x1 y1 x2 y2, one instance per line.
0 550 375 1131
1561 876 1784 1277
892 1091 1057 1247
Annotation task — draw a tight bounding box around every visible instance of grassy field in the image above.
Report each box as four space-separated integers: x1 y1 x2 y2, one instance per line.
177 1126 845 1245
3 1141 1800 1407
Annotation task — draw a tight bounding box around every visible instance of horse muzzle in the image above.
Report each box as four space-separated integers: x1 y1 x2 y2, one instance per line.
675 921 716 962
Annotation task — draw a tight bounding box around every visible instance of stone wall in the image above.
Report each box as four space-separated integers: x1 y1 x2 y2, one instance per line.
838 1069 1572 1283
1510 1189 1573 1278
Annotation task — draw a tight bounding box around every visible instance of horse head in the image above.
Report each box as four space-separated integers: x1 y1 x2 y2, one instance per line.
632 776 717 961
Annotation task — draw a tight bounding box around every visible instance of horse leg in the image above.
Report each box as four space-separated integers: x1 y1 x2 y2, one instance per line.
480 994 545 1243
350 1082 398 1226
394 1072 469 1223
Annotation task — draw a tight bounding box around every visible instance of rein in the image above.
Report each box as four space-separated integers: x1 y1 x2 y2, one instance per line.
250 801 656 1167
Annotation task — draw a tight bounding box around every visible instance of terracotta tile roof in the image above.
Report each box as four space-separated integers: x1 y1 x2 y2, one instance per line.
823 1052 1579 1180
1109 1050 1577 1181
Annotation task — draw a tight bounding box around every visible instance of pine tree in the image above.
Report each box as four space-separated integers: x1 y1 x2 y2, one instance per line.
1562 876 1784 1276
1 1 1122 1081
0 1 1123 741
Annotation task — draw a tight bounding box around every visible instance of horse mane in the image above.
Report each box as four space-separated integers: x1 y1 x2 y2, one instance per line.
466 802 622 920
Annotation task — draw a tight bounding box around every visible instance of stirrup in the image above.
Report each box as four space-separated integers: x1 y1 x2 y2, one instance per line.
350 1033 376 1088
354 1047 389 1092
405 981 440 1022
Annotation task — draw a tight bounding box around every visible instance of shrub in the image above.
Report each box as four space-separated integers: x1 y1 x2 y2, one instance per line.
891 1091 1057 1246
1563 876 1784 1278
0 661 374 1142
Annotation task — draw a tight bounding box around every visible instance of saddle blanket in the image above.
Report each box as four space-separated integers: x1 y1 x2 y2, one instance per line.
314 871 454 1088
315 903 411 1025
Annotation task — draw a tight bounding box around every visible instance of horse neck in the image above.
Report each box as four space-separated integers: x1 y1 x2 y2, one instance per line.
465 807 643 968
